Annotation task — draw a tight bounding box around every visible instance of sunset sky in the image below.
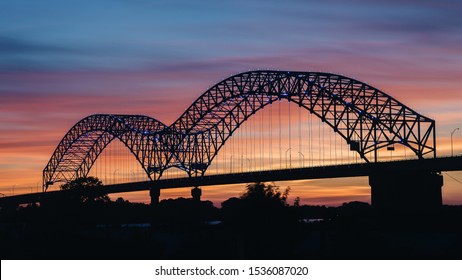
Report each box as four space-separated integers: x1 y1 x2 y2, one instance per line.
1 0 462 205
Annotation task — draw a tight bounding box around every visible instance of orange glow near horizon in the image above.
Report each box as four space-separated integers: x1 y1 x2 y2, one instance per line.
2 96 461 206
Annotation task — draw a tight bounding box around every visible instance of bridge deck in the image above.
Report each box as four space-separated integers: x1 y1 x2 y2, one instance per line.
1 156 461 206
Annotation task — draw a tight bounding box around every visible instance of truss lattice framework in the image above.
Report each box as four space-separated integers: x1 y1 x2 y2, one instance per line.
43 71 436 190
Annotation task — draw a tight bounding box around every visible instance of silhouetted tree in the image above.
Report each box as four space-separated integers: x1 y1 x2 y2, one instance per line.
155 198 219 226
220 182 297 258
115 197 128 204
60 176 110 204
221 182 293 227
240 182 290 204
293 197 301 207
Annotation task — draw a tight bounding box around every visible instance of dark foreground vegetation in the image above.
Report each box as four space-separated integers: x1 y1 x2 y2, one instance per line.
1 179 462 259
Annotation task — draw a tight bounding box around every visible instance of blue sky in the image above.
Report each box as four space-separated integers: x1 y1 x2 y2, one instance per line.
2 0 460 72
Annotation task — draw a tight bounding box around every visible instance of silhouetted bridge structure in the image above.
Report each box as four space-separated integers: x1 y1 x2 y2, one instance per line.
1 156 461 210
1 70 460 211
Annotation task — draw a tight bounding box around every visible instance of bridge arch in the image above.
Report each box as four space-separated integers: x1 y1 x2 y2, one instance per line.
43 70 436 189
43 114 169 190
170 71 436 175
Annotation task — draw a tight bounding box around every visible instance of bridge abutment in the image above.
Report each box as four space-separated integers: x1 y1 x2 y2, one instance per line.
150 187 160 206
369 171 442 211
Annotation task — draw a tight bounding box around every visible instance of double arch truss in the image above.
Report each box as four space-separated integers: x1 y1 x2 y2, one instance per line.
43 70 436 190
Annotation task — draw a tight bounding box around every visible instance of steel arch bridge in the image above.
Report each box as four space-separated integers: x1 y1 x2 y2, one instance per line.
43 70 436 190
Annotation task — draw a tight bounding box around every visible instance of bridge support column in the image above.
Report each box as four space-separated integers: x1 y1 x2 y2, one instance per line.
150 187 160 206
191 186 201 202
369 171 442 211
